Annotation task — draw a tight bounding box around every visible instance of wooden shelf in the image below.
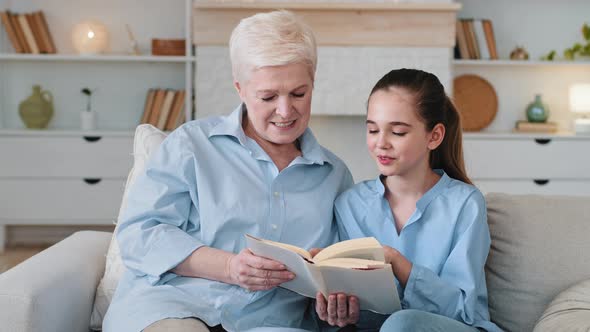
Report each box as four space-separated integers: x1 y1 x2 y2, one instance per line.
194 1 461 11
453 59 590 67
0 129 135 137
462 131 590 140
0 54 195 63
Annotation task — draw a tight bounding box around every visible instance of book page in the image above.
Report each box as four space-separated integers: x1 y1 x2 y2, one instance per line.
313 237 385 263
319 264 401 314
246 234 312 260
315 257 388 269
246 235 326 298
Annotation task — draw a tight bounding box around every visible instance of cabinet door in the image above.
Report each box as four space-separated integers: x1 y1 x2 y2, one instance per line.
0 178 126 221
474 179 590 196
464 139 590 179
0 136 133 177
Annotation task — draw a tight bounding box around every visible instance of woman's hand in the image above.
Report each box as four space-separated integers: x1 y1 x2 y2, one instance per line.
315 292 360 327
226 248 294 291
383 245 412 287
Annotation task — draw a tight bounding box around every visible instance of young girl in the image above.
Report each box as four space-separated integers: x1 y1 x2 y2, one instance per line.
315 69 501 331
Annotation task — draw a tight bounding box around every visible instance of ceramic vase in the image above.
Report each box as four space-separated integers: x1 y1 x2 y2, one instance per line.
18 85 54 129
526 94 550 123
81 110 97 130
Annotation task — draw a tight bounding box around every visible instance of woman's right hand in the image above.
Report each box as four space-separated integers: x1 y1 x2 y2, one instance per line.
227 248 295 291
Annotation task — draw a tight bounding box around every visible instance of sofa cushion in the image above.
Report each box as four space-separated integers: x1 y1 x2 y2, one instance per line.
533 279 590 332
485 193 590 332
90 124 167 330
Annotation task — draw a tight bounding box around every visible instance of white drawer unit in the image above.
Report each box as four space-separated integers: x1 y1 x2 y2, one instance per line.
0 131 134 250
463 133 590 196
0 135 132 178
0 178 126 221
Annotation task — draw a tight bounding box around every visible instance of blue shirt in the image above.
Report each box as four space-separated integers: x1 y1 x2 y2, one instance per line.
103 105 353 332
335 170 501 332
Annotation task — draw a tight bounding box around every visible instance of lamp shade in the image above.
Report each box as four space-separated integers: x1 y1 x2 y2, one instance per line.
569 83 590 114
71 20 109 55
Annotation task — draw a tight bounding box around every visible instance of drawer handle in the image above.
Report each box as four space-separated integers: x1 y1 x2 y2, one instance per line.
83 178 102 185
533 179 550 186
83 136 102 142
534 138 551 145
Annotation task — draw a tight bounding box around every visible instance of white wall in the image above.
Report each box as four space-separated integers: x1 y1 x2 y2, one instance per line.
195 46 453 181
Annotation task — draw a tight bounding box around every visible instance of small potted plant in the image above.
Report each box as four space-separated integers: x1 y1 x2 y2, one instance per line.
80 87 97 130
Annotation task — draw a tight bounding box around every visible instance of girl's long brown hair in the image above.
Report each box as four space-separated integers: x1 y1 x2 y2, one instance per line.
368 68 472 184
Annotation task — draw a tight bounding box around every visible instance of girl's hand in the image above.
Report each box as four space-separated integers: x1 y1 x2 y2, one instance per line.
227 248 294 291
383 245 412 287
315 292 360 327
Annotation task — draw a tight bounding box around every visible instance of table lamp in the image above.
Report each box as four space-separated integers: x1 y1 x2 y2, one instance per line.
569 83 590 134
71 20 110 55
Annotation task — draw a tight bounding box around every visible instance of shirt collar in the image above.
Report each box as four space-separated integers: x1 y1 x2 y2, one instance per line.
208 104 331 166
372 169 451 212
208 104 249 145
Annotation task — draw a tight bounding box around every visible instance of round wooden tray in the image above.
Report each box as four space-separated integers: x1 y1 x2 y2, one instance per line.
452 74 498 131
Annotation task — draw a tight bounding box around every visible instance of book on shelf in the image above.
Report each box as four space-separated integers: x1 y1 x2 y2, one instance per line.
514 121 558 133
25 13 43 53
0 10 56 54
140 89 186 131
246 234 401 314
457 18 498 60
156 90 176 130
147 89 167 126
165 90 186 131
482 19 498 60
0 11 24 53
9 12 30 53
455 20 470 60
472 19 490 60
17 14 39 54
34 11 56 54
140 89 157 124
464 19 480 59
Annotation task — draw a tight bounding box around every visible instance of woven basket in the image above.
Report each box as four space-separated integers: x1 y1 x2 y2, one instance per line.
452 74 498 131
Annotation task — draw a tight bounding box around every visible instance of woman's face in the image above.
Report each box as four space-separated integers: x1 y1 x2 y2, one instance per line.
366 88 442 177
235 63 313 146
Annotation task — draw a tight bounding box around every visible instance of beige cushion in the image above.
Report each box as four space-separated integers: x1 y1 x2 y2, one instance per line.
533 279 590 332
90 124 167 330
485 193 590 332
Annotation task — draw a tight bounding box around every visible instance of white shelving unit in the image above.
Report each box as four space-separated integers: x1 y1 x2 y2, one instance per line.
0 0 194 250
453 0 590 134
0 0 194 132
454 0 590 197
453 59 590 68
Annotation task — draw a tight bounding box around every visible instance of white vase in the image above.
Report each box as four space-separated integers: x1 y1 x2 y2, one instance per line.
81 110 97 130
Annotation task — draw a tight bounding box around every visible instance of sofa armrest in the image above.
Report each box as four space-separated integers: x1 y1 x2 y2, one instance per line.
0 231 112 332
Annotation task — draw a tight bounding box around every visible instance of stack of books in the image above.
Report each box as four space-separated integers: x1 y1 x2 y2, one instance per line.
514 121 558 133
0 10 56 54
455 18 497 60
140 89 186 131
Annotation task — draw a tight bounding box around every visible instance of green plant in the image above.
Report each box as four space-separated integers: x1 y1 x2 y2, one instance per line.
81 87 93 112
542 23 590 60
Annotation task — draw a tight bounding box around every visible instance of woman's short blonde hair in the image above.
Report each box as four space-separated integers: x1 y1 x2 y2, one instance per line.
229 10 317 83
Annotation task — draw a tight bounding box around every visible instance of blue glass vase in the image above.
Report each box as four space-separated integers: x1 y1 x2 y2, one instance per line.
526 94 549 123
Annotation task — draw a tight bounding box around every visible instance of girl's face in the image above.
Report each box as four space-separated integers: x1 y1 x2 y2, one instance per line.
235 63 313 146
366 88 443 177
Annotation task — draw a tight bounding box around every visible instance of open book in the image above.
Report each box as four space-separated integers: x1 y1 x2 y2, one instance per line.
246 235 401 314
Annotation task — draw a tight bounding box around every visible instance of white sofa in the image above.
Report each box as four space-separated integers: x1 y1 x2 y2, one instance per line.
1 125 590 332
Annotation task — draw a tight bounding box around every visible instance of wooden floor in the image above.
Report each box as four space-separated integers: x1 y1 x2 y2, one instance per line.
0 246 46 274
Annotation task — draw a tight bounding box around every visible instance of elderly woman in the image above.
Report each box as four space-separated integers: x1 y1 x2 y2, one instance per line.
103 10 355 332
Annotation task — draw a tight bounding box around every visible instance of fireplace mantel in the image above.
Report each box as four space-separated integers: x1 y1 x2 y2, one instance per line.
193 1 461 47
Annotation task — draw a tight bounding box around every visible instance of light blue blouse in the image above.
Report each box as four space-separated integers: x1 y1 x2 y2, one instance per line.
103 105 353 332
334 170 501 332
